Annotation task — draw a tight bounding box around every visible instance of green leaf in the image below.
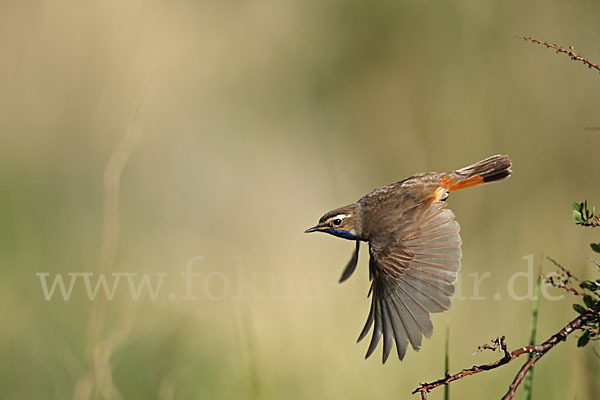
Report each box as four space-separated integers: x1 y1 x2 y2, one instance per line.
591 243 600 254
573 210 584 223
573 304 587 314
578 330 590 347
583 295 596 309
573 202 581 211
580 280 600 291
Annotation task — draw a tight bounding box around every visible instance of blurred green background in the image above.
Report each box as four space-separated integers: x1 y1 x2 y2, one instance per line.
1 1 599 399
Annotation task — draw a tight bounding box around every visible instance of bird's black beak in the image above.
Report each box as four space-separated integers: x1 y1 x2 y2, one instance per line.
305 224 325 233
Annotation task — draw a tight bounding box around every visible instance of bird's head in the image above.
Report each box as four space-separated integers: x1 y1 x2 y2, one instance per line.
305 203 363 240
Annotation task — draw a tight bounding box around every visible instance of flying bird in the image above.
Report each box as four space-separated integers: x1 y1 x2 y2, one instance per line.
305 155 512 363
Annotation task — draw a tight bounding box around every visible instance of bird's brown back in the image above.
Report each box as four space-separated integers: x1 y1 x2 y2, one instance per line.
358 173 443 239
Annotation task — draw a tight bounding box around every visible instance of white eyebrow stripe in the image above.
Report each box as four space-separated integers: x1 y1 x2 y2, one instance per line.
332 214 350 220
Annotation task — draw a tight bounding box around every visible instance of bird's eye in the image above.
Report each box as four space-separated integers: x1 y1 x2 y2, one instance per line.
332 218 342 226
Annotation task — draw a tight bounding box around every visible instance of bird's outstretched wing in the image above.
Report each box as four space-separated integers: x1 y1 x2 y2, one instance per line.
359 200 461 362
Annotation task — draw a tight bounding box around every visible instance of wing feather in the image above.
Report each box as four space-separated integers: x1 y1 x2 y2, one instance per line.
387 284 424 353
386 293 411 359
365 290 383 359
357 296 374 342
379 288 394 363
361 201 462 362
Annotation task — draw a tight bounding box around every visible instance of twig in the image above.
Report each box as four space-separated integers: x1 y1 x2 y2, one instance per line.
517 36 600 73
547 257 580 283
589 257 600 269
413 311 595 399
576 219 600 228
545 257 585 297
471 336 508 356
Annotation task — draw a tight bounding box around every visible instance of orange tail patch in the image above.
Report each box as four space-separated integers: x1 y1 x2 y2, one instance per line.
440 174 484 192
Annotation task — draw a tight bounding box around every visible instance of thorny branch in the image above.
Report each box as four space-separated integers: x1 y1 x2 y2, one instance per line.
576 218 600 228
413 311 596 400
546 257 584 297
517 36 600 73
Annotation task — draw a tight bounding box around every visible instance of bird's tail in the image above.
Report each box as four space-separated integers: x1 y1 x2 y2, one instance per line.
441 155 512 192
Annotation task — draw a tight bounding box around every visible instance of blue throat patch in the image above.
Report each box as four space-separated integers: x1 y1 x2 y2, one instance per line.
324 229 361 241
